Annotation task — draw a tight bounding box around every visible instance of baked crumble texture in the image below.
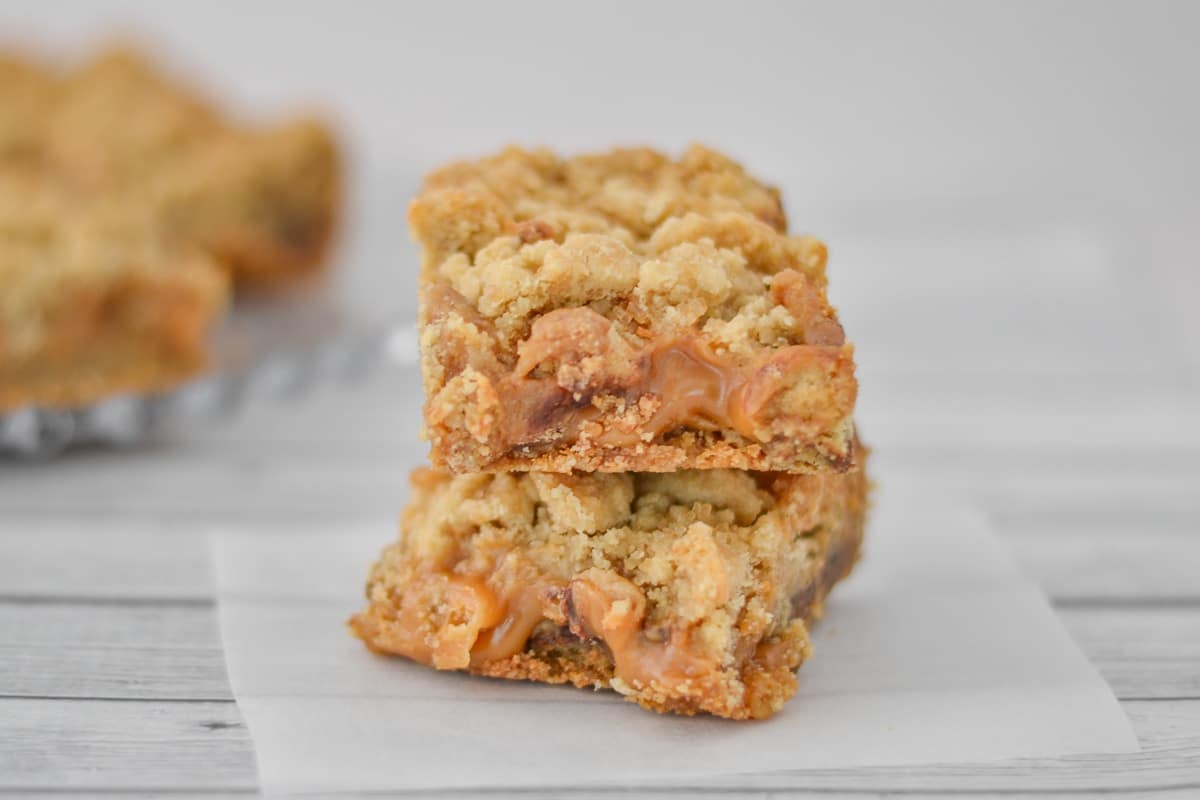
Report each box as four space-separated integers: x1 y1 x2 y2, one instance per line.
0 47 339 411
7 48 340 289
0 182 229 411
414 145 857 474
351 462 868 719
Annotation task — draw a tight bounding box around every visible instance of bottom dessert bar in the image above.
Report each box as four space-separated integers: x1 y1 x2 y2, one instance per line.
351 463 869 720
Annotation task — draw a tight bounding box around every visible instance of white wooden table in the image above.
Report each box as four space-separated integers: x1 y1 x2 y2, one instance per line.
2 365 1198 799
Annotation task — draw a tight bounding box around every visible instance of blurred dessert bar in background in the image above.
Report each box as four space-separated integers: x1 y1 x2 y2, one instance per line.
352 463 868 720
0 180 227 412
412 145 857 475
0 47 340 412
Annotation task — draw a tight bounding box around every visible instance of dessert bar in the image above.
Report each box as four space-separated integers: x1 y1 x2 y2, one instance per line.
0 182 227 411
0 47 339 411
352 462 868 719
28 49 340 290
413 145 856 474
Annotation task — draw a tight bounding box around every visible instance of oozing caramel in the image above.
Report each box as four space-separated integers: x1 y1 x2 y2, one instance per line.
497 332 850 454
590 338 757 448
364 573 503 670
469 582 555 665
361 568 561 669
566 573 718 689
371 562 813 698
374 568 721 693
421 274 857 470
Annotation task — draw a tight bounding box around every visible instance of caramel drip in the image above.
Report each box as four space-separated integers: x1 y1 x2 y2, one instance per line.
361 571 557 669
425 281 854 463
567 575 715 688
366 556 834 686
589 338 758 447
365 574 503 670
378 565 716 687
469 582 554 665
498 336 824 452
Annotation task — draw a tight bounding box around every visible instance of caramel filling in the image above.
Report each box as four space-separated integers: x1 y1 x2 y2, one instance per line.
367 574 502 670
498 332 849 454
370 565 806 694
388 570 722 689
468 582 553 666
589 338 758 448
566 574 717 688
425 276 854 461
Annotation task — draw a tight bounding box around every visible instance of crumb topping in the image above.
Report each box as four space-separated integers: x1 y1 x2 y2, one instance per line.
414 145 835 356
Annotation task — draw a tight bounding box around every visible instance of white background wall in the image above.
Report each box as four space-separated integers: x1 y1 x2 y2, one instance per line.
4 0 1198 365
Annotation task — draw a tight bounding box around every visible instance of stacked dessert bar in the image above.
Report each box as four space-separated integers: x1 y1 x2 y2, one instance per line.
352 145 867 719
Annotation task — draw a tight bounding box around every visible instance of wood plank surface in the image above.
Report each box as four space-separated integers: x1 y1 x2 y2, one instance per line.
3 368 1198 796
5 509 1198 602
0 699 255 792
0 698 1194 794
2 602 1197 704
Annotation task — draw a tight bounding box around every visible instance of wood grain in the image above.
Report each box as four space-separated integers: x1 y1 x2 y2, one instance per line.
0 698 1194 793
0 603 230 701
2 365 1198 795
0 698 255 791
2 602 1197 703
5 510 1198 602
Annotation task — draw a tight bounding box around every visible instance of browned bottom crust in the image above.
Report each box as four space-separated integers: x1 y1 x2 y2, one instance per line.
351 462 869 719
445 423 858 475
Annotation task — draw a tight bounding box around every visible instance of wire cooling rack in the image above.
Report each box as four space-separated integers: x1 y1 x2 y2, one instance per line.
0 288 395 459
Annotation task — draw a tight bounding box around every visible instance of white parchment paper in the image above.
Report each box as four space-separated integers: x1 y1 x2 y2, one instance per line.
213 486 1138 794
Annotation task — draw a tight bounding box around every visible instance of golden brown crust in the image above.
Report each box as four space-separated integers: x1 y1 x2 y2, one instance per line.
0 46 339 410
351 459 869 719
412 145 856 474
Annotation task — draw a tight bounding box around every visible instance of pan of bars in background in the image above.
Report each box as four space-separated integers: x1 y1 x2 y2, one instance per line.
0 288 396 459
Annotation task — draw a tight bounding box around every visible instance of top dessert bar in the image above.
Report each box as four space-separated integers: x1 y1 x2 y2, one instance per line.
413 145 857 474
